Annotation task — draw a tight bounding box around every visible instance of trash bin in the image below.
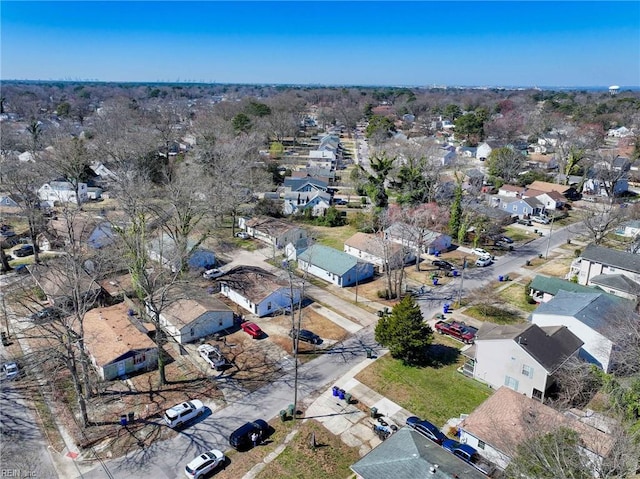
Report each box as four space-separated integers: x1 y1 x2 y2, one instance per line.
538 253 543 259
504 275 510 281
120 415 128 426
338 389 345 400
370 407 378 418
287 404 295 417
279 410 287 422
452 270 459 277
443 305 448 314
526 260 531 266
434 251 440 257
366 348 373 359
498 275 504 282
344 392 352 404
128 412 135 423
433 279 438 286
332 386 340 397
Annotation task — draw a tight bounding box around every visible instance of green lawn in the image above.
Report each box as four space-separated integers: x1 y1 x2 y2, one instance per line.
497 283 538 313
355 353 492 429
463 304 525 324
308 224 358 250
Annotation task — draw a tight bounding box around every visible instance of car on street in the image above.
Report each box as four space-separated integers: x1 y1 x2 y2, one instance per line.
30 306 63 323
531 215 550 224
229 419 269 450
240 321 263 339
442 439 496 476
184 449 225 479
235 231 250 239
202 268 224 279
471 248 491 258
163 400 205 429
289 328 321 345
2 362 19 380
197 344 228 371
14 245 35 257
405 416 447 445
475 256 493 267
499 235 514 244
516 218 532 226
432 260 454 271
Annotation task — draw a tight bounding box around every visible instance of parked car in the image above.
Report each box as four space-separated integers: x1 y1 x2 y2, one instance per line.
434 320 477 344
229 419 269 450
202 268 224 279
184 449 226 479
475 256 493 267
240 321 263 339
163 400 205 428
531 215 550 224
499 235 514 244
289 328 320 345
14 245 34 257
405 416 447 445
197 344 228 371
333 198 348 206
471 248 490 258
432 260 454 271
2 362 19 380
442 439 496 476
516 218 532 226
235 231 250 239
30 306 63 323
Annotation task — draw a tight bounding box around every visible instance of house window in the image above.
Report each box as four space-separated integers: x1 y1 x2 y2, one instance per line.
477 440 485 450
267 302 272 311
532 389 543 401
190 328 194 337
134 353 146 365
522 364 534 378
512 205 517 212
504 376 519 391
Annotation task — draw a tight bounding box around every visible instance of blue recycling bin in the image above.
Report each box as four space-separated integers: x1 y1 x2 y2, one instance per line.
434 251 440 257
120 415 128 426
433 279 438 286
338 389 345 400
498 275 504 282
443 306 448 314
452 270 459 277
332 386 340 397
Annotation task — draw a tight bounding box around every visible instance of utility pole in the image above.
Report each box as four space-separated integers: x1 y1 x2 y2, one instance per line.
283 259 302 420
545 214 555 259
456 257 467 307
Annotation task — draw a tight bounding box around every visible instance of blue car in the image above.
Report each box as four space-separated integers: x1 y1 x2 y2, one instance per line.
405 416 447 444
442 439 496 476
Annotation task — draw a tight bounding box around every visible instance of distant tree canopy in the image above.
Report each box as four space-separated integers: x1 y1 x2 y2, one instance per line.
365 114 396 141
455 112 485 144
487 147 527 184
247 100 271 117
232 113 252 134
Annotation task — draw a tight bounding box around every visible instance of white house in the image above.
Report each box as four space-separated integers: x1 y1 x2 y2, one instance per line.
570 243 640 289
384 222 452 255
344 232 415 272
615 219 640 239
38 181 88 206
239 216 308 249
298 244 374 288
459 386 613 473
464 323 582 401
497 184 524 197
219 267 301 317
476 141 501 161
531 290 632 372
158 295 234 344
283 190 332 216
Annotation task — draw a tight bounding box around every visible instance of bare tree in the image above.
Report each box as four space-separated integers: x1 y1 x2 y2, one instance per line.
576 198 630 245
589 151 635 199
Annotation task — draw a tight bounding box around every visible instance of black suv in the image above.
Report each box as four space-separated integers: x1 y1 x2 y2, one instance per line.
289 328 321 345
14 245 35 257
432 260 454 271
30 307 63 323
229 419 269 450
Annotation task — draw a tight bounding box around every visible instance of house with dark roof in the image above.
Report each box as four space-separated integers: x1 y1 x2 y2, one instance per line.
531 290 633 372
298 244 374 287
344 232 415 272
219 267 301 317
239 216 308 249
570 243 640 301
384 222 452 255
283 189 332 216
459 386 614 473
500 197 545 219
529 274 604 303
282 176 329 193
351 426 487 479
84 303 158 380
463 323 582 401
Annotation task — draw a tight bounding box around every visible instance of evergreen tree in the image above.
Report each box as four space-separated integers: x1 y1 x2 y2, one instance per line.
449 181 463 239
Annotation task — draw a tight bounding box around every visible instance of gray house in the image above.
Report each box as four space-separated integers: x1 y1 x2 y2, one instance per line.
298 244 374 287
158 295 234 344
501 197 545 218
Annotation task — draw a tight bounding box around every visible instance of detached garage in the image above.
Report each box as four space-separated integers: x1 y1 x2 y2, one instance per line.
158 295 234 344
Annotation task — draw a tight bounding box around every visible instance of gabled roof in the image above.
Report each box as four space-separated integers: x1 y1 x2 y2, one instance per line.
589 274 640 296
84 303 156 366
283 190 332 203
475 323 583 372
351 427 487 479
283 176 328 191
298 244 367 276
527 180 571 194
384 222 450 244
461 387 613 459
499 184 524 193
344 232 403 258
162 295 232 328
581 243 640 274
533 290 627 336
220 267 292 303
530 274 603 296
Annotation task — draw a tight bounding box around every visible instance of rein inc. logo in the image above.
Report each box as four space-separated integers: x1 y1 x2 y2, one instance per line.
1 471 36 477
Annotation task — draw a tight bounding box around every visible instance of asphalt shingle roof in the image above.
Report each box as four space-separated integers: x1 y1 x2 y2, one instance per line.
582 244 640 274
530 275 602 296
298 244 365 276
589 274 640 296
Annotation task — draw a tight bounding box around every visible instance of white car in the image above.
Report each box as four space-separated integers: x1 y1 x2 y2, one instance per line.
197 344 227 371
2 362 19 380
164 400 205 428
475 256 493 267
531 216 550 224
184 449 225 479
202 268 224 280
471 248 490 258
235 231 250 239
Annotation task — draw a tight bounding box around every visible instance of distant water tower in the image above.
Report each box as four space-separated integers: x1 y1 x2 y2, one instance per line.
609 85 620 96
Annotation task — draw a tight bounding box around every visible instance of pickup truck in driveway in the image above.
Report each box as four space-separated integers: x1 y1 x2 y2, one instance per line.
434 320 477 344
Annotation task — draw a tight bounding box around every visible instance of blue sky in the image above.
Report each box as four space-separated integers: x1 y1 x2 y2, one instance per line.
2 1 639 87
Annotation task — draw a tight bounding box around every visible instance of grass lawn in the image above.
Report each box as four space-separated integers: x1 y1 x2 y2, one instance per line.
463 304 525 324
355 353 492 429
308 224 358 250
497 283 538 314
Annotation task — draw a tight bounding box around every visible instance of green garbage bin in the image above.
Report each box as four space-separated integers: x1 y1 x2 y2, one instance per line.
366 348 373 359
287 403 295 418
370 407 378 418
344 392 352 404
279 410 287 422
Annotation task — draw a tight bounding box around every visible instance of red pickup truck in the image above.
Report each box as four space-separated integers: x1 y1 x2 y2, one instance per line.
434 320 477 344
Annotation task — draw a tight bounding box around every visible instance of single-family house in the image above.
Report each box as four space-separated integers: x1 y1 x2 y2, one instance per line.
476 141 501 161
431 146 456 166
465 168 485 192
569 244 640 292
501 197 545 218
283 177 329 193
532 190 566 210
344 232 415 272
615 219 640 239
531 290 633 372
283 189 332 216
457 146 477 158
298 244 374 287
528 274 605 303
527 180 578 200
463 323 582 401
588 274 640 302
29 261 103 308
384 222 452 255
459 386 613 473
158 295 234 344
497 184 524 197
351 427 488 479
239 217 308 249
291 168 335 184
84 303 158 380
38 180 88 206
469 201 515 225
147 233 216 272
284 236 311 261
582 177 629 197
219 267 301 317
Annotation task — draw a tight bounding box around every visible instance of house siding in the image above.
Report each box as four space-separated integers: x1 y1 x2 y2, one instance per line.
577 259 640 286
298 259 374 287
458 430 511 470
220 285 301 317
172 311 234 344
97 348 158 381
